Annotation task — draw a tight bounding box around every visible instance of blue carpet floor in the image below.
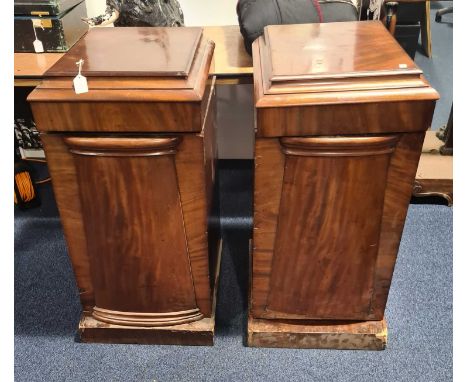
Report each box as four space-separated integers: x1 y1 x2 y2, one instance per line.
14 164 452 381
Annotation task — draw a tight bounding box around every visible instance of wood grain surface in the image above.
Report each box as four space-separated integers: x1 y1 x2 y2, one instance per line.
66 136 199 317
251 138 285 317
15 26 252 80
15 52 64 78
46 27 203 77
248 316 387 350
251 21 438 337
40 133 95 311
80 312 214 346
262 22 419 82
28 36 214 105
252 21 439 129
265 136 398 320
31 29 218 340
369 132 426 319
252 136 432 322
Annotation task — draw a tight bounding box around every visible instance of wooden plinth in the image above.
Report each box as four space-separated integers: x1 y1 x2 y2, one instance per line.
79 314 215 346
78 239 222 346
247 317 387 350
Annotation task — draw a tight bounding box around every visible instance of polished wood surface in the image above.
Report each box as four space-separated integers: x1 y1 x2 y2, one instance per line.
80 239 222 345
15 52 64 78
29 34 214 104
250 21 438 348
31 28 219 344
263 22 418 83
67 136 199 321
14 25 253 84
253 21 438 112
204 26 253 77
29 33 215 133
174 133 214 317
248 240 387 350
265 136 397 320
47 27 203 77
32 102 203 132
255 100 435 136
40 134 95 311
369 132 425 318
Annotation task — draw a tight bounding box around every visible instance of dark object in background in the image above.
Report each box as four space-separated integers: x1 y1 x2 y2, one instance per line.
14 0 88 52
15 118 43 151
237 0 360 55
437 105 453 156
435 5 452 23
391 1 430 59
83 0 184 27
394 24 420 59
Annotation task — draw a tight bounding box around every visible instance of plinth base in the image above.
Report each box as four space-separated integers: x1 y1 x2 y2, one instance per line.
79 314 215 345
78 239 222 346
247 317 387 350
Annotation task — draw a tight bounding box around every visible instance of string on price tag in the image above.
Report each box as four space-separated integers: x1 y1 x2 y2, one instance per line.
73 59 89 94
31 20 44 53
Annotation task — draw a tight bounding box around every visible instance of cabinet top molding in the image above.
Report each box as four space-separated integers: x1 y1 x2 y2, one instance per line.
28 27 214 103
254 21 439 108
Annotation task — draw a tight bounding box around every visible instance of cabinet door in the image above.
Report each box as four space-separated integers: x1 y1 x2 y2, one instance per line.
252 134 422 321
43 134 212 327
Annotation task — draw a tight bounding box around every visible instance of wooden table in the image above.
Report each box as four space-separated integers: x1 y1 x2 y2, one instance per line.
14 25 451 204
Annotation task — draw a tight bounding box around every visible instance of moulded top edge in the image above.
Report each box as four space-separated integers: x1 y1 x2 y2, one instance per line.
261 21 423 88
46 27 204 78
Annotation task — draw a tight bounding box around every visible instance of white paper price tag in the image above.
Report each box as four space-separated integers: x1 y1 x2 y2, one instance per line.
31 19 44 53
73 59 88 94
73 75 88 94
33 39 44 53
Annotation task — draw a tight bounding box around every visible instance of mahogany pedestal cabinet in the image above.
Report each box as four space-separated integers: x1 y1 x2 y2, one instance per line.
248 21 439 350
28 27 221 345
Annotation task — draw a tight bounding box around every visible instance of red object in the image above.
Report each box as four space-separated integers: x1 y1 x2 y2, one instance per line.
312 0 324 23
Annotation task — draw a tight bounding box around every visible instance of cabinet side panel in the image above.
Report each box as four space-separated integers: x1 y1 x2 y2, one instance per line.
40 133 95 311
175 135 212 317
201 80 221 291
251 138 285 317
370 132 426 319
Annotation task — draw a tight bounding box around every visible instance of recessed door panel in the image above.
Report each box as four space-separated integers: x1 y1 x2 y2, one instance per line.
264 136 398 320
65 136 201 326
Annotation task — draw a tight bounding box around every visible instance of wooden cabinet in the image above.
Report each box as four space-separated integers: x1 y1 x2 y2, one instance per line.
249 21 439 349
28 27 220 345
